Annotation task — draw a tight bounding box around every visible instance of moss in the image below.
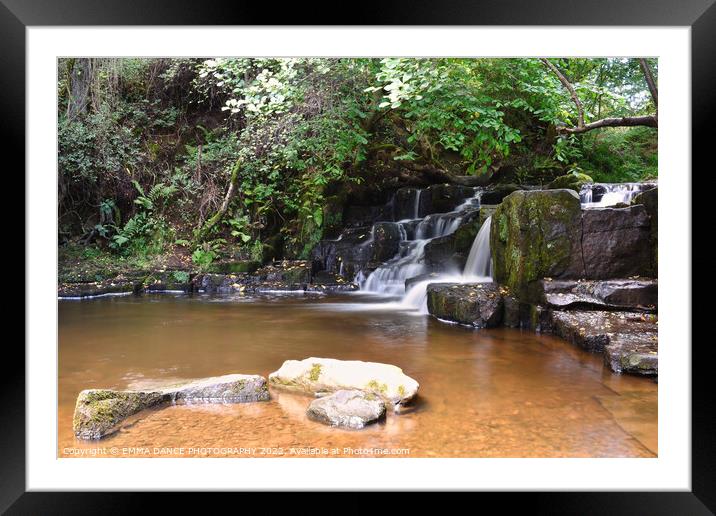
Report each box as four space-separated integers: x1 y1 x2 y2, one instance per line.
308 363 323 382
547 172 594 191
491 190 582 300
366 380 388 395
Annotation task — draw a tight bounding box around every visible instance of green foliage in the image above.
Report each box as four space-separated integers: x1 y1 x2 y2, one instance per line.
171 270 190 283
191 239 226 269
578 127 657 182
58 57 657 264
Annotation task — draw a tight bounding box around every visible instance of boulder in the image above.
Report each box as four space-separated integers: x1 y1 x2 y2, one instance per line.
426 282 504 328
491 189 585 299
548 310 657 354
534 278 657 312
547 172 594 191
73 389 168 440
268 357 419 407
581 205 653 278
73 374 270 439
171 374 270 403
306 389 386 429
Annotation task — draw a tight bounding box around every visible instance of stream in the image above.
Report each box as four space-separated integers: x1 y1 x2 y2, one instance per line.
58 292 657 458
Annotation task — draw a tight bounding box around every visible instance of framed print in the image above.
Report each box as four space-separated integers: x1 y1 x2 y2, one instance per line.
6 0 714 511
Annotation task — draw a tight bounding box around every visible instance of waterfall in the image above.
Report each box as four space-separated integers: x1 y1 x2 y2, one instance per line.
359 190 481 297
580 182 653 208
356 187 493 314
463 216 492 278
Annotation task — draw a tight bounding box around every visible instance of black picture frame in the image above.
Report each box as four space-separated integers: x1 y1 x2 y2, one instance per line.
5 0 713 511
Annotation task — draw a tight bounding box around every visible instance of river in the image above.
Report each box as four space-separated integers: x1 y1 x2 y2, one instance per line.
58 292 657 458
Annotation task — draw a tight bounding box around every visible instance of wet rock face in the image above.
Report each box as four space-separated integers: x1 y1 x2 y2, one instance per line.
581 205 653 279
491 189 585 299
268 357 419 407
420 184 474 215
502 296 550 332
371 222 405 262
423 215 482 272
426 282 504 328
393 187 422 220
534 279 658 312
73 375 270 439
479 184 520 205
307 389 386 429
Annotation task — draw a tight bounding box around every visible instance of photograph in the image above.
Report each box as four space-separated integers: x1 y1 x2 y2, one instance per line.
56 56 660 459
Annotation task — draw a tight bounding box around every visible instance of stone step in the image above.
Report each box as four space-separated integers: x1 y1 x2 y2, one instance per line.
534 278 657 312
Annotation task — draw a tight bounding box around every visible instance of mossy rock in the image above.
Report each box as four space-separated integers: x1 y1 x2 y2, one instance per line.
547 172 594 191
490 189 585 300
73 389 168 439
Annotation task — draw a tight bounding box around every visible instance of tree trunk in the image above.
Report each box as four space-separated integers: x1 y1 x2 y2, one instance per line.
66 58 94 120
195 160 242 242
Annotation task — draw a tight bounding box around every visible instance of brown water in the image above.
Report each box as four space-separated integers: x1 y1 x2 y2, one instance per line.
58 293 657 458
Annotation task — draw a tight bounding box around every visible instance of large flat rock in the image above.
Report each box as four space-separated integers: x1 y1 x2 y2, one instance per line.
603 334 658 376
548 310 658 376
307 389 386 429
426 282 504 328
268 357 419 408
549 310 657 353
534 278 657 312
73 374 269 439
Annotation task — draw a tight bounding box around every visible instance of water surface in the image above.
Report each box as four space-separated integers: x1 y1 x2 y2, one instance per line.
58 293 657 458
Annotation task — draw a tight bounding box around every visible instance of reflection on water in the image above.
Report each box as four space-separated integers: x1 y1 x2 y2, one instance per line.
58 293 657 458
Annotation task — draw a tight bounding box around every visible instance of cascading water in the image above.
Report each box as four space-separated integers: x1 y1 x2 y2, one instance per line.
463 216 492 278
357 185 493 313
359 190 481 297
580 182 653 208
398 216 494 313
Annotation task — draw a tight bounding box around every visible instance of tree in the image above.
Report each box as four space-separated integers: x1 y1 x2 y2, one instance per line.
541 58 657 134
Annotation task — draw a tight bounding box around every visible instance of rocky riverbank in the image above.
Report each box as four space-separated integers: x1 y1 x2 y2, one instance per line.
423 185 659 377
58 260 358 299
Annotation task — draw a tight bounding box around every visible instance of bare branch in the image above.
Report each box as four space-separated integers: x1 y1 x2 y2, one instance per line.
559 115 658 134
541 58 584 129
638 58 658 109
544 58 658 134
